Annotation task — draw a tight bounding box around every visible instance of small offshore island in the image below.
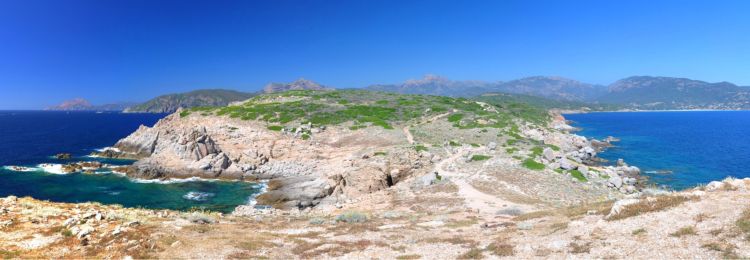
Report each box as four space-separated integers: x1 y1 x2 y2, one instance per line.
2 89 749 259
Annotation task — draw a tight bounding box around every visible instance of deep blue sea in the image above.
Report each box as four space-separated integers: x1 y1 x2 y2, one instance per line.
0 111 263 213
565 111 750 190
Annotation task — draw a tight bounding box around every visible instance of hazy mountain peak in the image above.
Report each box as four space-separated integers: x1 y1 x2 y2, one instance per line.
46 98 92 111
46 98 136 111
263 78 331 93
403 74 451 87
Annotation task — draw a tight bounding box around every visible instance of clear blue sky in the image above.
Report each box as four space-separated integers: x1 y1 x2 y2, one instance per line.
1 0 749 109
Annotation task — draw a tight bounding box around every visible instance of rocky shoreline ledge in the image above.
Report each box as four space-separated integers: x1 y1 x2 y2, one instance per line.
2 176 748 258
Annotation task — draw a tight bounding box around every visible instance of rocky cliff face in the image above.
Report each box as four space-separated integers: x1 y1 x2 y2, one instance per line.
106 110 430 209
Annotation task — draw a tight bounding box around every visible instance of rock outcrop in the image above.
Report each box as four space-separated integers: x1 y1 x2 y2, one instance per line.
100 111 430 209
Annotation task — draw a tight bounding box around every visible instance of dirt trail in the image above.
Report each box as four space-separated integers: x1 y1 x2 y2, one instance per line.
403 112 451 145
433 147 535 216
403 126 414 144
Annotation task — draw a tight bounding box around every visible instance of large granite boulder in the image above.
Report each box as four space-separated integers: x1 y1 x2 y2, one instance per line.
255 176 334 209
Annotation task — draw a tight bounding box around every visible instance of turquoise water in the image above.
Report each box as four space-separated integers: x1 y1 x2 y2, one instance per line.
0 111 263 213
565 111 750 190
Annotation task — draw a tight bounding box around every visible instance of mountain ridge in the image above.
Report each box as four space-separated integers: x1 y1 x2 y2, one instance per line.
46 98 136 111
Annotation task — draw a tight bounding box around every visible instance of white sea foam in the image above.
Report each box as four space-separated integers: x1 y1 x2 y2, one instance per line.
95 147 121 153
130 176 217 184
246 181 268 206
37 164 67 174
183 191 215 201
2 165 39 172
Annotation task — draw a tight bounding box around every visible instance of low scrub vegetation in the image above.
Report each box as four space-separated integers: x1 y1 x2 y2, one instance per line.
737 207 750 239
185 90 548 132
522 159 545 170
458 247 484 259
670 226 697 237
470 155 491 161
607 195 697 221
335 211 368 223
569 170 587 182
486 241 515 256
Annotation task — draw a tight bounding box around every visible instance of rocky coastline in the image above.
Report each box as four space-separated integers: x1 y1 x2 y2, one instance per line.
3 100 750 258
85 104 651 216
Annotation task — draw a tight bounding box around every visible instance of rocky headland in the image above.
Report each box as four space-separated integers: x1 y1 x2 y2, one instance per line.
3 90 749 258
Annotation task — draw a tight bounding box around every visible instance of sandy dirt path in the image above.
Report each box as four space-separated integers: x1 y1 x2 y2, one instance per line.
434 148 535 216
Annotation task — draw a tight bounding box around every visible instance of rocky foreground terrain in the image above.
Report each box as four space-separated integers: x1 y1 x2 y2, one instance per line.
3 90 749 258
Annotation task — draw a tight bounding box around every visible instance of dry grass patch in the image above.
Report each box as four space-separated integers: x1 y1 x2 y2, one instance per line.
328 221 380 235
569 241 593 254
458 247 484 259
560 200 614 218
548 222 569 234
670 226 697 237
486 241 515 256
184 224 213 234
736 207 750 240
235 239 279 251
446 218 479 229
420 236 479 247
631 228 647 236
701 241 739 259
693 213 710 223
607 195 697 221
396 254 422 259
292 239 387 258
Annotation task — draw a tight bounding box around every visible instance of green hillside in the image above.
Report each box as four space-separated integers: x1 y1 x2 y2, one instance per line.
182 89 551 130
125 89 256 113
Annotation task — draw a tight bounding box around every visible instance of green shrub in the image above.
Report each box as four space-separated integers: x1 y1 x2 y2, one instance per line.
530 146 543 156
522 159 545 170
569 170 587 182
301 134 310 140
547 144 561 151
470 155 491 161
470 143 480 147
506 147 518 154
179 110 191 117
267 125 283 131
447 113 464 122
374 152 387 156
414 145 428 152
449 141 461 147
335 211 368 223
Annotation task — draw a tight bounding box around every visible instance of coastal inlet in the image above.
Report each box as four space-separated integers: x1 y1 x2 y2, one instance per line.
0 111 264 213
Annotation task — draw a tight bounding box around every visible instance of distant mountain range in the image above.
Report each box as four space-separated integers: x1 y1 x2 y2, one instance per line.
366 75 750 110
124 78 333 113
46 76 750 113
46 98 137 112
597 76 750 109
365 75 604 102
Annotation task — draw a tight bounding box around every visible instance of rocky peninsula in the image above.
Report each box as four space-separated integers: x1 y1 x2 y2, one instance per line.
3 90 749 258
